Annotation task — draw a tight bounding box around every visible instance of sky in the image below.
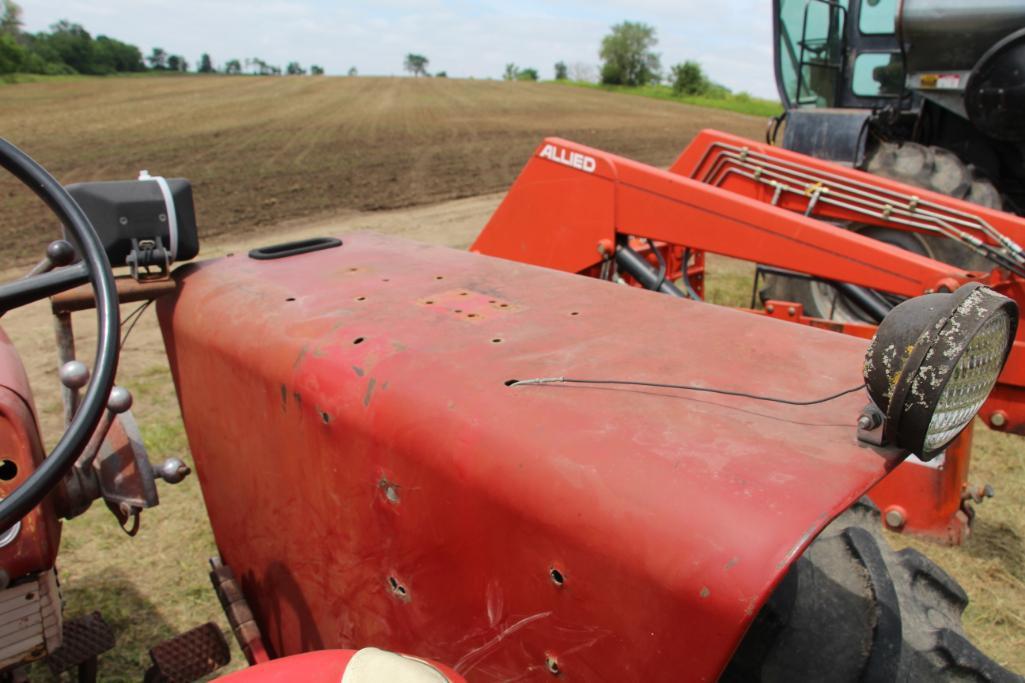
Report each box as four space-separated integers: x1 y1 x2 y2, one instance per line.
20 0 778 98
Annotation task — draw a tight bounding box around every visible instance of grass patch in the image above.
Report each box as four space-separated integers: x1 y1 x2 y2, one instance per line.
0 72 178 86
703 255 757 308
0 73 92 86
550 80 783 118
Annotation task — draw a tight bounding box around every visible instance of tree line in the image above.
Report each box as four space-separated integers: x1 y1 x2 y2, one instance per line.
543 21 733 97
0 1 325 77
2 2 728 95
404 21 727 98
427 20 735 98
0 3 144 76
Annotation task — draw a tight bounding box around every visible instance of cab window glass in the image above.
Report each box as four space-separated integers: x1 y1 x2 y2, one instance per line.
778 0 848 106
852 52 902 96
859 0 897 35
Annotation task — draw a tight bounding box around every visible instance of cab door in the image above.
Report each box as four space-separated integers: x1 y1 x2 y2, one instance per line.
773 0 904 110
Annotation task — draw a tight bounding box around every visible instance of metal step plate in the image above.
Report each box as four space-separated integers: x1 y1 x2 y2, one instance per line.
146 622 230 683
45 611 115 674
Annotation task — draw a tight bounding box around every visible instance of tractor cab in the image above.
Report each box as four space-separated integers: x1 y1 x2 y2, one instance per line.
771 0 1025 187
774 0 903 111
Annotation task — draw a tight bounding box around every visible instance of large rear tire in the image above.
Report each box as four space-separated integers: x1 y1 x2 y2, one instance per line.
761 142 1002 323
722 499 1022 682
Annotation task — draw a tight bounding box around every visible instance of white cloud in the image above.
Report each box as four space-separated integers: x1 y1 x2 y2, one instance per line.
20 0 778 97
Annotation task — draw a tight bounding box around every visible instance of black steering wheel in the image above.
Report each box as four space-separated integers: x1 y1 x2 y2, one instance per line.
0 138 120 532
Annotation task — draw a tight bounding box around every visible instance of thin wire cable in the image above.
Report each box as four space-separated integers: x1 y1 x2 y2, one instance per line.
511 377 866 406
119 300 152 350
120 300 148 328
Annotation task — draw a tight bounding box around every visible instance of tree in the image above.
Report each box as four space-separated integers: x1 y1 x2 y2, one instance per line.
517 67 538 82
435 70 447 78
310 64 324 75
1 19 144 75
147 47 167 70
246 57 278 75
198 52 214 73
42 20 94 74
286 61 305 75
599 21 660 86
0 0 22 38
224 58 241 74
94 35 143 72
403 53 428 76
503 63 518 81
346 66 356 76
554 61 568 80
569 62 596 83
670 60 708 95
0 32 24 73
167 54 188 72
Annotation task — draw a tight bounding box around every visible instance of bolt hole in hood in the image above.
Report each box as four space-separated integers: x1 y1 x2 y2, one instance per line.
157 233 897 680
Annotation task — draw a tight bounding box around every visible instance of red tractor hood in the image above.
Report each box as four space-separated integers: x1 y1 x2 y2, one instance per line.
158 233 899 680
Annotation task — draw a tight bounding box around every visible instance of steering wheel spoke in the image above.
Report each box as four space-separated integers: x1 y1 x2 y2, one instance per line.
0 262 90 316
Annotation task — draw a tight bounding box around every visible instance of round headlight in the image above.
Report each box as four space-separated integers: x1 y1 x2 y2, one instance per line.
863 283 1018 458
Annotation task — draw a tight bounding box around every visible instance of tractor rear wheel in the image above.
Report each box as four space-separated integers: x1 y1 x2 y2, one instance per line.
722 499 1022 682
761 142 1002 323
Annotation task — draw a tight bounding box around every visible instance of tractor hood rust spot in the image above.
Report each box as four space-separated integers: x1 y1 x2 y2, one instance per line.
157 232 900 681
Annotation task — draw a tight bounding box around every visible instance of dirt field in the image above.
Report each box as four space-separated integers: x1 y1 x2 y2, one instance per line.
0 75 765 264
0 76 1022 679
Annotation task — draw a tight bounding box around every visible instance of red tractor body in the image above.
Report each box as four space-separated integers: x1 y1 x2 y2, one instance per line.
0 330 59 578
157 233 893 679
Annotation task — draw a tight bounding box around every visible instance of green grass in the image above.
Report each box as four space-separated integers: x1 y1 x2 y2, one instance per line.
550 80 784 118
0 73 92 86
0 71 210 86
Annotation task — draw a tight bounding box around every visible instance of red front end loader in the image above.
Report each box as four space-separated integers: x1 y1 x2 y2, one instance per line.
473 129 1025 546
0 132 1021 682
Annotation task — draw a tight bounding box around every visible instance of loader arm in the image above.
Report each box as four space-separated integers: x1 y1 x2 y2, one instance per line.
471 134 1025 436
671 130 1025 269
471 137 970 298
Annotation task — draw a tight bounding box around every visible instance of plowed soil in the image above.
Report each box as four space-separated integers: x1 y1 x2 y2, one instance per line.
0 75 765 263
